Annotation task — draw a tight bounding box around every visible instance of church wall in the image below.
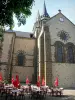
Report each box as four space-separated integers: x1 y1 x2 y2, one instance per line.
12 37 35 82
47 13 75 45
12 66 34 82
51 41 75 88
52 63 75 88
46 13 75 87
0 32 15 80
1 33 15 62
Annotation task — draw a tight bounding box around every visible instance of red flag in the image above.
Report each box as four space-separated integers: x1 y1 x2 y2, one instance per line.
26 77 30 85
11 76 14 84
42 77 45 86
0 73 3 81
54 77 58 87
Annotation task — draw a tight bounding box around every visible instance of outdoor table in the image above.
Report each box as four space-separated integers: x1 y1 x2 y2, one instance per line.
50 87 63 96
40 86 48 93
30 89 46 99
11 89 22 95
11 89 25 100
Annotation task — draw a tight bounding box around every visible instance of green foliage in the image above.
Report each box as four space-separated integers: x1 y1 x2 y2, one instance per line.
4 80 9 84
0 0 34 28
0 26 4 41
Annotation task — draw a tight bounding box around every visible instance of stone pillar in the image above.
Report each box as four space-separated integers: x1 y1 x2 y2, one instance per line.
38 33 44 82
44 25 52 86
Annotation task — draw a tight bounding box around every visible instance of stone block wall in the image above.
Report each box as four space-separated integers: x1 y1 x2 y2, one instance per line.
12 37 35 82
52 63 75 88
0 32 15 80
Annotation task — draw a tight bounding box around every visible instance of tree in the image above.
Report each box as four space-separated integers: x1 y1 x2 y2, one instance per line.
0 0 34 28
0 26 4 41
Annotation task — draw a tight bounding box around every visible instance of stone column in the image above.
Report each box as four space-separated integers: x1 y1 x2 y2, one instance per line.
44 25 52 86
38 33 44 82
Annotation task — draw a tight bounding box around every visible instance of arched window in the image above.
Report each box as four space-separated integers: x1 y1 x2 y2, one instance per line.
17 52 25 66
57 45 63 62
67 45 74 63
55 41 64 63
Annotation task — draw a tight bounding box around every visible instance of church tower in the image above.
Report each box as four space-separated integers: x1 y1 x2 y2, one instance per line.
33 1 51 85
33 10 41 38
41 1 50 23
33 1 50 38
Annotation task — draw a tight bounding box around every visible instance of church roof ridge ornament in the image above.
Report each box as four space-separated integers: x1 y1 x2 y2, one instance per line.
58 9 61 13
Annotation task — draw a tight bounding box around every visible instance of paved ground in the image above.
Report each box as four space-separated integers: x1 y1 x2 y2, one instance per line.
45 89 75 100
27 89 75 100
24 89 75 100
0 89 75 100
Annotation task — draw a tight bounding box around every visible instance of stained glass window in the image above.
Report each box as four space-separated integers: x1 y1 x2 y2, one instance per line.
17 53 25 66
57 45 63 62
67 46 74 63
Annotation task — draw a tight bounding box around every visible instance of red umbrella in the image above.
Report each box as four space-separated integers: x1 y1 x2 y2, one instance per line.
54 77 58 87
37 81 40 87
38 76 40 81
36 75 40 87
15 75 20 88
13 79 18 88
42 77 45 86
16 75 20 85
26 77 30 85
0 72 3 81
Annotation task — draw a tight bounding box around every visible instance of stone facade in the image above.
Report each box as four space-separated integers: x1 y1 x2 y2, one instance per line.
0 31 35 83
33 6 75 88
12 37 35 82
0 3 75 88
48 13 75 88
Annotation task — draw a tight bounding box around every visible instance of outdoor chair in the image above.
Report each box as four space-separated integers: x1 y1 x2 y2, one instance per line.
30 89 46 100
18 90 25 100
50 87 63 97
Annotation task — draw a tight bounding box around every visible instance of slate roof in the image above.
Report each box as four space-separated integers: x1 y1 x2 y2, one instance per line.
6 29 33 38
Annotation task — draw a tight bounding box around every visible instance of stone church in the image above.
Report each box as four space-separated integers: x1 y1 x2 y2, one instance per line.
0 2 75 88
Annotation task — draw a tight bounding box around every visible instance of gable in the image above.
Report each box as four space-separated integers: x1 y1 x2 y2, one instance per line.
46 13 75 45
47 13 75 27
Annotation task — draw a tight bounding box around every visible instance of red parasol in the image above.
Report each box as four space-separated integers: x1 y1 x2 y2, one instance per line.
13 79 18 88
38 76 40 81
42 77 45 86
16 75 20 85
36 75 40 87
0 72 3 81
26 77 30 85
37 81 40 87
54 77 59 87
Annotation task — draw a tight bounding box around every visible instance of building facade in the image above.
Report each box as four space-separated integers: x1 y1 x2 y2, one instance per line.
0 2 75 88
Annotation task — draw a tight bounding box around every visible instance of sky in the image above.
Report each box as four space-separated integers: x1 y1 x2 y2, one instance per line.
13 0 75 33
